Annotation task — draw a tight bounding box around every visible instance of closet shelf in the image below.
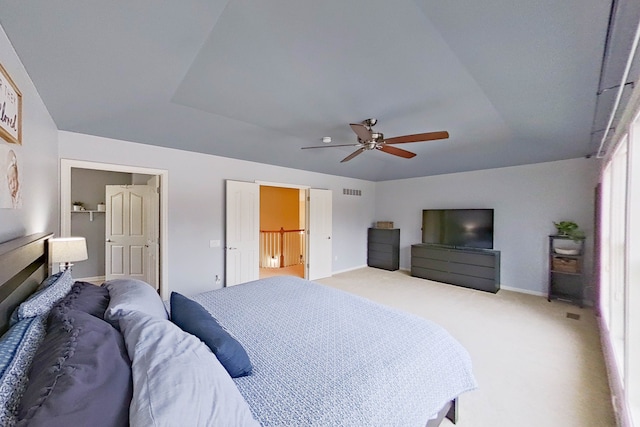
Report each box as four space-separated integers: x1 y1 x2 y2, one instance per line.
71 210 105 221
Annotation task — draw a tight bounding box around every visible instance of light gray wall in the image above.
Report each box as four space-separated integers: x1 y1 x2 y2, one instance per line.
70 168 132 279
374 158 599 297
131 173 154 185
0 26 58 242
58 131 376 297
59 130 597 298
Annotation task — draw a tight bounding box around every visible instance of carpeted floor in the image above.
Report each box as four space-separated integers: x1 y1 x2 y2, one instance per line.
316 267 616 427
259 264 304 279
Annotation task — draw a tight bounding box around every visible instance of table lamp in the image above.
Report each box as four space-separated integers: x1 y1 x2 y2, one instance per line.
49 237 88 271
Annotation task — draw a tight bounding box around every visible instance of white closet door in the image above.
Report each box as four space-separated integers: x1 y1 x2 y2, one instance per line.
105 185 154 284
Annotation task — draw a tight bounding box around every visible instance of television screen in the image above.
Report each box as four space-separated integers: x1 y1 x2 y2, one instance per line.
422 209 494 249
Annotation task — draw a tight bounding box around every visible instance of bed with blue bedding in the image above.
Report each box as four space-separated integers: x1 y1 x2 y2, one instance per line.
192 276 477 426
0 233 476 427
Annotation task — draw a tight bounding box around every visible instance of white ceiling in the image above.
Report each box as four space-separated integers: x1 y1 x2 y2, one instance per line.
0 0 625 181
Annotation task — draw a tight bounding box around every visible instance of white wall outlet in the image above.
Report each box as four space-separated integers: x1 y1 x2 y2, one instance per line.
210 239 221 248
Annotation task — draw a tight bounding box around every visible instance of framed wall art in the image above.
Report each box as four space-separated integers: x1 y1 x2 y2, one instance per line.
0 63 22 145
0 144 22 209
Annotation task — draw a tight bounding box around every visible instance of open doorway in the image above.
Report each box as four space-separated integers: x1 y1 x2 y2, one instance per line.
60 159 169 299
259 185 306 279
226 180 332 286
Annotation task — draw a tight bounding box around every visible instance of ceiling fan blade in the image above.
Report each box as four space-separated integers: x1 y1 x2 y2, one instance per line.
385 131 449 145
350 123 372 141
341 148 366 163
301 143 360 149
379 144 416 159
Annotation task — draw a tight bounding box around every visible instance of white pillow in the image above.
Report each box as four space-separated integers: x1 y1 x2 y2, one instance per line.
103 279 168 327
119 311 259 427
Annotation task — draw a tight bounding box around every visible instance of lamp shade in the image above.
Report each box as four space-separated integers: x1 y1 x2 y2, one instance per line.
49 237 88 264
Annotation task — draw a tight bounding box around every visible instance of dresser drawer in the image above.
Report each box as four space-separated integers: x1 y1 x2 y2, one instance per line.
369 242 393 253
368 228 400 244
411 244 500 293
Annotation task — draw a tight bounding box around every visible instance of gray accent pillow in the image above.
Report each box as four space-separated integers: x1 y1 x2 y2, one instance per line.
49 281 109 321
16 310 132 427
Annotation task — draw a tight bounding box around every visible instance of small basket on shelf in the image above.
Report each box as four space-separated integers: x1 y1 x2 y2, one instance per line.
552 257 579 273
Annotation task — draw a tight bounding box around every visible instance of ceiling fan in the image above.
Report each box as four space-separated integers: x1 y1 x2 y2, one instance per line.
302 119 449 163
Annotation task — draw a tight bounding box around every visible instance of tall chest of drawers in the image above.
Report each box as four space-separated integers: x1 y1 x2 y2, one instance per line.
367 228 400 271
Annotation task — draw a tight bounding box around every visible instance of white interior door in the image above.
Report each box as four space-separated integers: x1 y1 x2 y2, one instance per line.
105 185 155 285
307 188 332 280
145 177 160 290
226 180 259 286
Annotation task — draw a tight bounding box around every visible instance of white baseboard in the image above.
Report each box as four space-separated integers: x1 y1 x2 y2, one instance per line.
400 268 548 298
499 285 547 297
500 285 594 307
331 264 368 275
329 269 582 303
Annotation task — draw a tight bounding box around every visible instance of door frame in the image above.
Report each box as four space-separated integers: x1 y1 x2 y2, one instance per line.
60 159 169 299
255 181 310 279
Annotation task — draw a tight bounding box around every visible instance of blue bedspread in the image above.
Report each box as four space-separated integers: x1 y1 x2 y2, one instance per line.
192 276 477 426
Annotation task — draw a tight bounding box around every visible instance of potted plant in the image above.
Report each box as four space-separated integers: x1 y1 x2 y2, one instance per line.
553 221 585 241
72 201 84 211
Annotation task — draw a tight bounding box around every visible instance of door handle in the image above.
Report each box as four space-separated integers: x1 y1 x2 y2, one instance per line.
106 239 112 242
227 247 237 250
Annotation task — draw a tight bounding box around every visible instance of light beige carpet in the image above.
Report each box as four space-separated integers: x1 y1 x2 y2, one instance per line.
259 264 305 279
317 267 616 427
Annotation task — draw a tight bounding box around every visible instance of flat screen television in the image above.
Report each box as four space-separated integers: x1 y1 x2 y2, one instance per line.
422 209 494 249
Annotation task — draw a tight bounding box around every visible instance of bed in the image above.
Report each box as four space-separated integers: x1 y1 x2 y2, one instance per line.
0 233 476 426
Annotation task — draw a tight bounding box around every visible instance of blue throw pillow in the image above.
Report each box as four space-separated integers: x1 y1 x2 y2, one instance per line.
36 272 63 291
170 292 252 378
10 269 74 326
0 316 46 425
8 272 64 326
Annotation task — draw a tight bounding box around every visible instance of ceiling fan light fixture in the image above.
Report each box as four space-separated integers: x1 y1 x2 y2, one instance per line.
371 132 384 142
362 118 377 128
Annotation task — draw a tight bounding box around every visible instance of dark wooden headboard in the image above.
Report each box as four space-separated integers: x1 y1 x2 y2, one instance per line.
0 232 52 333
